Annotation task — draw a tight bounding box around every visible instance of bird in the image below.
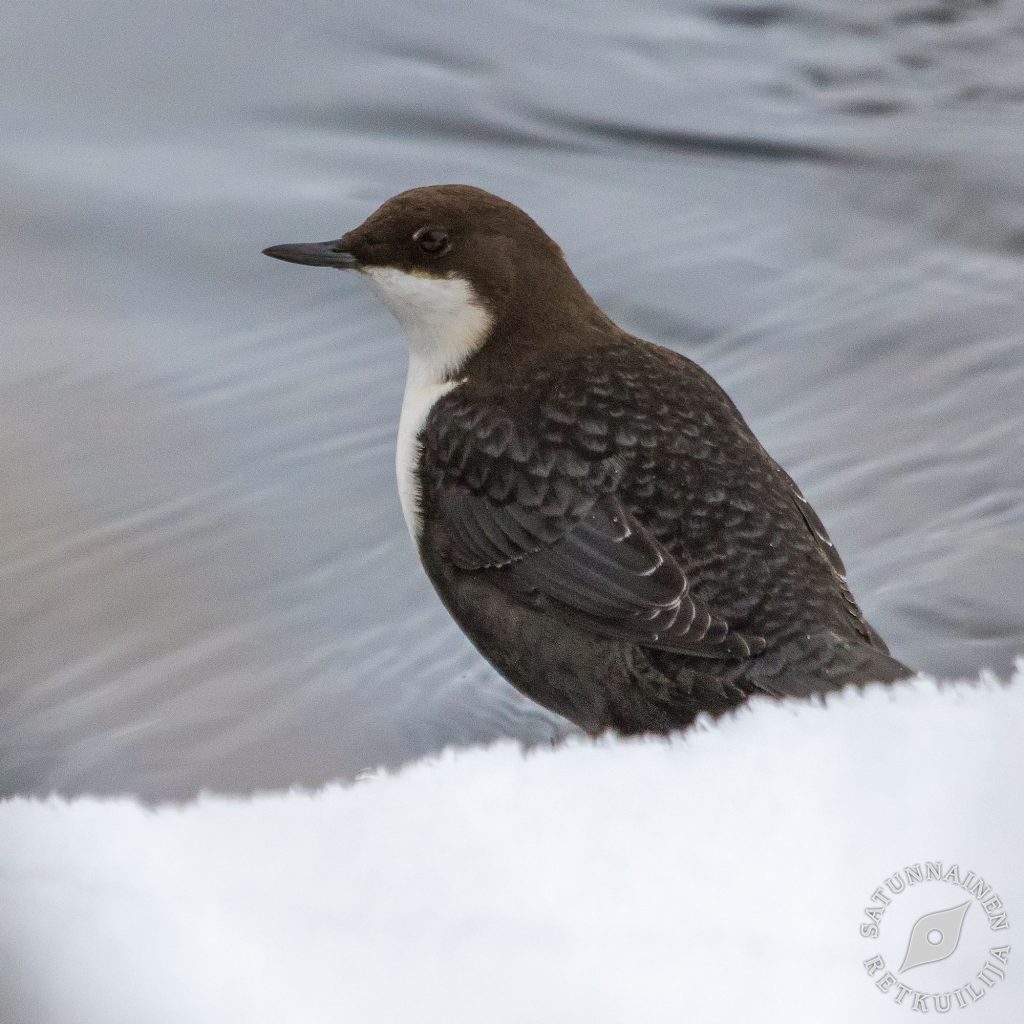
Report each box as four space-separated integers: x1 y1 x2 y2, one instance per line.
263 184 913 735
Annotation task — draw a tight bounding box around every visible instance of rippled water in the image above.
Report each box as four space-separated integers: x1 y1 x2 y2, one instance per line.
2 0 1023 799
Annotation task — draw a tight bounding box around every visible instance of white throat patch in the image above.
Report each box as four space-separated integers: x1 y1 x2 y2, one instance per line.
362 266 493 540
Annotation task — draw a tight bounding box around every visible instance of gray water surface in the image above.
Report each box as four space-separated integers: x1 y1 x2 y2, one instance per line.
2 0 1023 799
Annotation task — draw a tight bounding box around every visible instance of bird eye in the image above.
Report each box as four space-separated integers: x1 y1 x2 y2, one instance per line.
414 227 449 256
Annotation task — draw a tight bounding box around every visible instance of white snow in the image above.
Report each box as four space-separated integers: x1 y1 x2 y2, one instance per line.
1 670 1021 1024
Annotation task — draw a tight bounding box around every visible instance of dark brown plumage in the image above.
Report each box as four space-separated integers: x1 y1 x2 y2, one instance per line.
264 184 913 735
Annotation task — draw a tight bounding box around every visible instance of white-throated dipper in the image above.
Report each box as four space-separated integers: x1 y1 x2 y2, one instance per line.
264 185 912 734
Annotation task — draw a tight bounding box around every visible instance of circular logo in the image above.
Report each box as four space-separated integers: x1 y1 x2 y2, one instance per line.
860 861 1011 1012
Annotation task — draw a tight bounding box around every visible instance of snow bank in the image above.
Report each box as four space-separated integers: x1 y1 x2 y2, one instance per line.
1 671 1021 1024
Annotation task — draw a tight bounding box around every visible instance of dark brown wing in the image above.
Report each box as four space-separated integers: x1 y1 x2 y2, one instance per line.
743 405 892 653
790 485 847 578
424 393 766 660
783 470 892 651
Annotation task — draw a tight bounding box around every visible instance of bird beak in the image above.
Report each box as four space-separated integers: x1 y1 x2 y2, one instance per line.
261 240 360 269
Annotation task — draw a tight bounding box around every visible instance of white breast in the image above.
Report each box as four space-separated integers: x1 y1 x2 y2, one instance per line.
362 266 492 540
395 364 459 541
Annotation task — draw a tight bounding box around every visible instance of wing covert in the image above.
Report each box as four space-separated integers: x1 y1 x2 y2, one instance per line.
426 396 765 660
